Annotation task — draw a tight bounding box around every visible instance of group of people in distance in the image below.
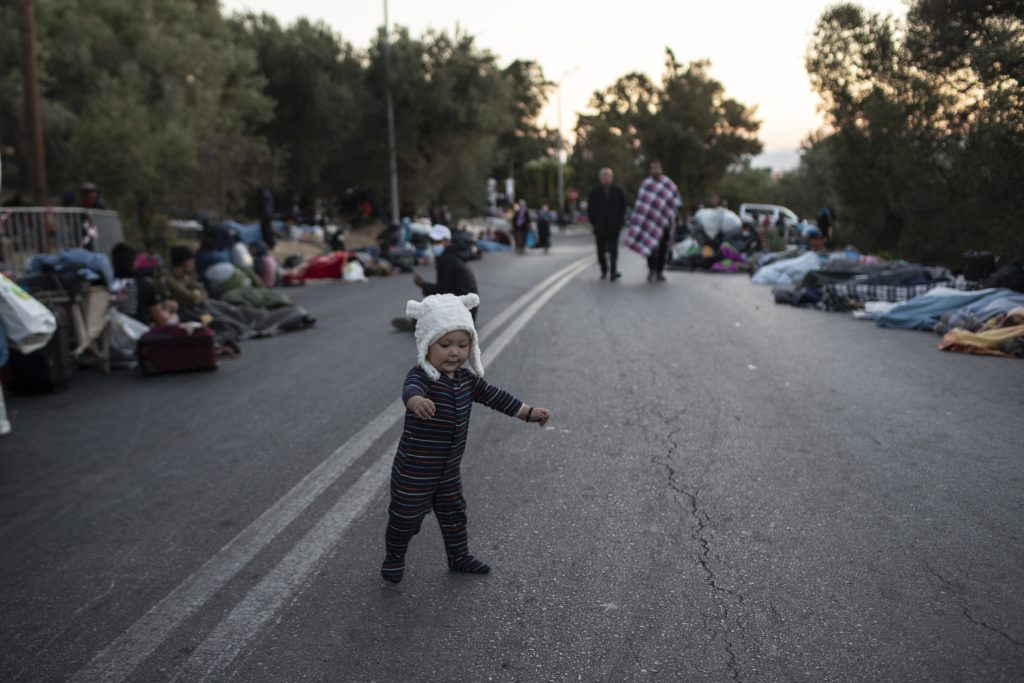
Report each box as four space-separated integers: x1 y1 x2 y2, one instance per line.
588 160 683 283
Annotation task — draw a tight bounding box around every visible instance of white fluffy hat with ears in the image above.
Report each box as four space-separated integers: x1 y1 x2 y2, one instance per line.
406 293 483 380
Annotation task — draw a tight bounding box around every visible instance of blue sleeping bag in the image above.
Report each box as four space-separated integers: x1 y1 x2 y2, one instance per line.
876 288 1019 331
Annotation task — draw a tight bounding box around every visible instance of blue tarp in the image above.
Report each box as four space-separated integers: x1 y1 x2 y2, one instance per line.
876 288 1019 330
26 248 115 286
222 220 264 245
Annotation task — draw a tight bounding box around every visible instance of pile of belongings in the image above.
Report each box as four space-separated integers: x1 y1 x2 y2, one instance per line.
693 207 742 243
196 225 294 308
752 250 823 287
864 285 1024 358
25 248 115 287
936 306 1024 358
814 257 971 311
350 249 395 277
17 249 115 374
281 249 395 285
757 248 984 310
875 287 1024 331
282 251 350 284
668 237 752 272
669 207 758 272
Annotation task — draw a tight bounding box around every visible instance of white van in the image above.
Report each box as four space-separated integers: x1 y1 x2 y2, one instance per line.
738 203 799 230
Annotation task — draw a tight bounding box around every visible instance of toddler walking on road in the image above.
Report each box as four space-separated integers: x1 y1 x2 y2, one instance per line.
381 293 550 583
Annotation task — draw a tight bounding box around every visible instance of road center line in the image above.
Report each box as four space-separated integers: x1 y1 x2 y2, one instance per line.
71 255 590 683
173 257 590 682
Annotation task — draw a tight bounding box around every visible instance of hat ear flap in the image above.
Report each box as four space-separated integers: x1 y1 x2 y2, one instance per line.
459 293 480 311
406 300 423 319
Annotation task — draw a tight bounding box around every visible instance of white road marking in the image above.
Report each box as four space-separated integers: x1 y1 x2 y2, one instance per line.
175 442 397 682
174 258 590 681
71 255 589 683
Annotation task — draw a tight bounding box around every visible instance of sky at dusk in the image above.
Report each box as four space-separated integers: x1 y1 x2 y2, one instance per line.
222 0 909 170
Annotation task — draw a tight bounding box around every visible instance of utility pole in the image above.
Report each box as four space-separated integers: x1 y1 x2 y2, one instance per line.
19 0 47 206
556 86 564 218
383 0 400 225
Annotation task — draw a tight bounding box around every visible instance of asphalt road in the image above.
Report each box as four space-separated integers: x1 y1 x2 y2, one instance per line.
2 231 1022 682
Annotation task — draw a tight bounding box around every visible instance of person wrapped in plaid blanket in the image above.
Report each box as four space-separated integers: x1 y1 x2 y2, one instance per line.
625 160 683 282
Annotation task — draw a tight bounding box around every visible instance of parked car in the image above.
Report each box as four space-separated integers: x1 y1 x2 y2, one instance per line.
738 203 799 231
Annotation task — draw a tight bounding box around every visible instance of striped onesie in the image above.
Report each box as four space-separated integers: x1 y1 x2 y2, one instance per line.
382 366 523 581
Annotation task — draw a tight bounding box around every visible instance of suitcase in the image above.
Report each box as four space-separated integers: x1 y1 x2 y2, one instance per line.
963 251 996 281
6 305 74 394
137 325 218 375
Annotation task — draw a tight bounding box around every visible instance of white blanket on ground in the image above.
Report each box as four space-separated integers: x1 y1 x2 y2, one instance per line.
751 251 822 286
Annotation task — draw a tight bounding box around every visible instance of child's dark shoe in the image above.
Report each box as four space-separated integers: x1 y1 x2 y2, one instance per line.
381 555 405 583
447 555 491 574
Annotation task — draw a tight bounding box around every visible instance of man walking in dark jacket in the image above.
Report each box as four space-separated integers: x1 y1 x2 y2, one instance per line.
587 168 627 280
392 224 479 330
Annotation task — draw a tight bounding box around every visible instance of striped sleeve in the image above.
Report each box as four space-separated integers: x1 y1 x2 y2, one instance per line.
472 375 524 416
402 367 430 404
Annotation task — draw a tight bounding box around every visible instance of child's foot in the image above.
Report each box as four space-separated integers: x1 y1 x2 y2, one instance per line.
447 555 491 574
381 555 405 583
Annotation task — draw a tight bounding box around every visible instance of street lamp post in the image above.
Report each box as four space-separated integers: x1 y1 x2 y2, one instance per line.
556 86 564 220
383 0 400 224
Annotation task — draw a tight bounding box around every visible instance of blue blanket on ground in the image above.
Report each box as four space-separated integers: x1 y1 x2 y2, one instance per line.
876 288 1019 331
27 248 115 286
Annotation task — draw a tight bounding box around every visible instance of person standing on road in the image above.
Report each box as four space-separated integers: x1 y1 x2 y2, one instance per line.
817 206 833 247
537 203 552 254
381 293 551 583
626 160 683 282
512 199 530 255
392 224 479 330
587 168 628 281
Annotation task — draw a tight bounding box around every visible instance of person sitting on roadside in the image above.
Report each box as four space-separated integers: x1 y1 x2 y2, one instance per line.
193 229 267 300
133 238 163 275
391 224 479 331
249 240 278 287
158 246 208 309
155 246 246 352
111 242 178 327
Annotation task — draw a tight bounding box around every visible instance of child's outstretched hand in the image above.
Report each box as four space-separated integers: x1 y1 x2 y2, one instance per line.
407 395 436 420
520 405 551 426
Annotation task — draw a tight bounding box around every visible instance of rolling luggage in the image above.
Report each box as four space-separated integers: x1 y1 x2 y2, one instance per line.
137 324 218 375
6 305 74 394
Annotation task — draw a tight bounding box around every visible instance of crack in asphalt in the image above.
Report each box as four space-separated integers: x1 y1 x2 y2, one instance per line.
924 560 1023 648
962 609 1024 648
648 399 746 682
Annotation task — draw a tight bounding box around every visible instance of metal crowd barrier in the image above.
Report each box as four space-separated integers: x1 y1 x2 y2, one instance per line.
0 207 124 275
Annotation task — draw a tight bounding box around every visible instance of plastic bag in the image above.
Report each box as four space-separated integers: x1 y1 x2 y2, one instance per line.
671 237 699 261
343 260 367 282
231 242 254 270
109 309 149 361
0 273 57 354
694 207 742 239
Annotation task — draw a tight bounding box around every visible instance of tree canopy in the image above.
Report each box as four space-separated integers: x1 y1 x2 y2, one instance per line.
571 51 762 204
802 0 1024 262
5 0 1019 266
0 3 553 227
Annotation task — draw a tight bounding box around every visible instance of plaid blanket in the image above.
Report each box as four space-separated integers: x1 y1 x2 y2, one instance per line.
824 279 981 311
625 175 682 257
